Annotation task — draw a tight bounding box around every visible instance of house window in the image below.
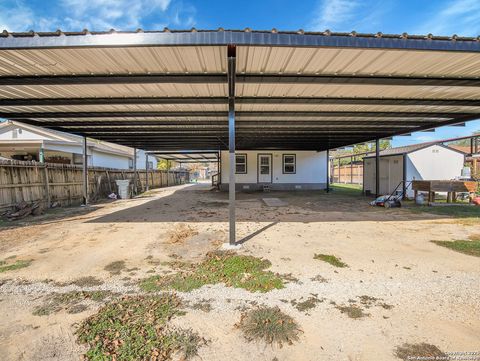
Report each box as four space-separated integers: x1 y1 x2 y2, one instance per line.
283 154 296 174
12 129 18 139
235 154 247 174
128 158 133 169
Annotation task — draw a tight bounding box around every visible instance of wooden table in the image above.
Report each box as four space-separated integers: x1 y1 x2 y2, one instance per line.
412 180 478 203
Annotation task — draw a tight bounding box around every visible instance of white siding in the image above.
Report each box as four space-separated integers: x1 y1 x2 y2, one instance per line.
220 150 327 189
405 144 464 196
364 145 465 197
91 150 130 169
135 149 158 170
0 127 49 140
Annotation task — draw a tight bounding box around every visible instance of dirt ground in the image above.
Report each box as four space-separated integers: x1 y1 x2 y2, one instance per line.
0 182 479 361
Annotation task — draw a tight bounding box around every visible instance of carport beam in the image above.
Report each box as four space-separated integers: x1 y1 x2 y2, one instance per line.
82 136 88 205
375 138 380 197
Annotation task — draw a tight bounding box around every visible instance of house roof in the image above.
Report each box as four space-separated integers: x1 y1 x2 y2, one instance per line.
0 29 479 151
363 141 467 158
0 120 136 157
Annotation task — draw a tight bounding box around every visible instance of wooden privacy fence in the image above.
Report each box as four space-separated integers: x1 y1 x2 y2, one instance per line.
0 160 190 210
331 163 363 184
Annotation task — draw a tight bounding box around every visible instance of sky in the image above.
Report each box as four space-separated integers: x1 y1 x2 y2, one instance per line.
1 0 480 147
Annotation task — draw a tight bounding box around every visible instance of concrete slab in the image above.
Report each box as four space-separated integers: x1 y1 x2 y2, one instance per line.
262 197 288 207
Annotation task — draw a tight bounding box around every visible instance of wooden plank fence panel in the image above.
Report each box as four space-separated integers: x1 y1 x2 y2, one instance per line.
0 160 190 210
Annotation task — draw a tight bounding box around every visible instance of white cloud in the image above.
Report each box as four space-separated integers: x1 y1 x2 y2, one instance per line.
413 0 480 36
60 0 172 30
0 2 34 31
0 0 194 32
308 0 360 31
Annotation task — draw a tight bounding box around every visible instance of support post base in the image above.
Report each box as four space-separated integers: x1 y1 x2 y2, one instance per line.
221 243 242 250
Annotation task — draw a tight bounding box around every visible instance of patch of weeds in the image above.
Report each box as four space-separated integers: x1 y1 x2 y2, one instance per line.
280 273 300 284
32 291 115 316
394 343 446 360
336 305 369 319
167 224 198 244
314 254 348 268
190 299 212 312
69 276 103 287
0 259 32 273
310 274 328 282
432 239 480 257
76 294 206 360
104 260 126 275
291 295 324 313
236 306 301 347
357 295 394 310
140 251 284 293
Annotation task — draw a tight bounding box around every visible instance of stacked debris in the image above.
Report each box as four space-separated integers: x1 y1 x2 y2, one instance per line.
2 201 43 221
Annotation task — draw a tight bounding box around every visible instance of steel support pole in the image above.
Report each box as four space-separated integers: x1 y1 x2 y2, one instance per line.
145 153 149 191
82 136 88 205
228 100 235 245
227 45 236 246
375 138 380 197
133 149 137 195
39 145 45 163
326 149 330 192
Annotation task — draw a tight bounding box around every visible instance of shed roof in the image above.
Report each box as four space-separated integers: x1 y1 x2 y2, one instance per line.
363 142 467 158
0 29 479 151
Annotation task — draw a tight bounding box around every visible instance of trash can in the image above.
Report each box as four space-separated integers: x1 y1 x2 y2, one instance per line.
115 179 131 199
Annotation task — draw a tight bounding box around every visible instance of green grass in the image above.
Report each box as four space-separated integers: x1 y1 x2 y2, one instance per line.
0 259 32 273
237 306 301 346
330 183 363 197
76 294 204 361
314 254 348 268
407 203 480 219
432 239 480 257
140 251 284 293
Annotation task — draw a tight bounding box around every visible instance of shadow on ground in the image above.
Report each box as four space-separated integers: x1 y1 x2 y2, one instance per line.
86 183 474 224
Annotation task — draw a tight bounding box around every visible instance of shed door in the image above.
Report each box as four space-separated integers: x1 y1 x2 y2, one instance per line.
258 154 272 183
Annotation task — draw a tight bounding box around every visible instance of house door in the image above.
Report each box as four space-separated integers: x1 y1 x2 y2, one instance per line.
258 154 272 183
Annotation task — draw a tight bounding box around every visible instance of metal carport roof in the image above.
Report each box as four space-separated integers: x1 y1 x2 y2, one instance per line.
0 29 479 151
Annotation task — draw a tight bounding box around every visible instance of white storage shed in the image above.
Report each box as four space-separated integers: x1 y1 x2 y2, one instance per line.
363 143 465 197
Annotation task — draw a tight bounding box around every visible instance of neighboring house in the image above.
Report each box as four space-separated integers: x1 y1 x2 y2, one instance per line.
220 150 327 191
0 121 156 170
363 143 465 197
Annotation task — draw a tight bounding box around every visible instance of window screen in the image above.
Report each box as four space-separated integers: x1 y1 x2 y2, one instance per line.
235 154 247 174
283 154 296 174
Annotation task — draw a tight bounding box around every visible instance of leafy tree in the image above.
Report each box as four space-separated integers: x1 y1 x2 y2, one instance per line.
157 159 175 170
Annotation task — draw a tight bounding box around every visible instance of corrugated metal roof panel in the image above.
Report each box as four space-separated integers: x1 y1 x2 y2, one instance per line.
236 103 480 113
0 103 227 113
236 83 480 99
237 46 480 77
0 46 226 76
0 83 227 99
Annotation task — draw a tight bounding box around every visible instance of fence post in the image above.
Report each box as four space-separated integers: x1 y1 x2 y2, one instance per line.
44 164 50 208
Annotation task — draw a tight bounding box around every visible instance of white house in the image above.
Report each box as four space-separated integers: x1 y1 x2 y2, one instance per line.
363 143 465 197
220 150 328 191
0 121 157 170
